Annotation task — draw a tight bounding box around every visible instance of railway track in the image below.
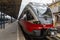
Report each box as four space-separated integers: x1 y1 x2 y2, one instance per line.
25 36 60 40
46 36 60 40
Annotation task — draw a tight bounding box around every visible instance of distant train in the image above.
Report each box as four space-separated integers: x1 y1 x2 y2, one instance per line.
18 2 57 39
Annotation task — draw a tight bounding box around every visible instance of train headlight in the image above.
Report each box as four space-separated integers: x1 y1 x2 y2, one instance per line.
51 31 55 36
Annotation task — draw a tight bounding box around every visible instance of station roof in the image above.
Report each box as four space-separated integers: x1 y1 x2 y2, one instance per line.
0 0 22 19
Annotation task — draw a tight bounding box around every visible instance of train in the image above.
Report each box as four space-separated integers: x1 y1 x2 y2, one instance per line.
18 2 57 39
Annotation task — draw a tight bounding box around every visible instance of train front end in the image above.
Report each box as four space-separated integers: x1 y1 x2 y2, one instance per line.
32 6 57 37
19 2 57 38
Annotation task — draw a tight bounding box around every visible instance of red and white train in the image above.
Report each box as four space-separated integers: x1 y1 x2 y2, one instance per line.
18 2 57 39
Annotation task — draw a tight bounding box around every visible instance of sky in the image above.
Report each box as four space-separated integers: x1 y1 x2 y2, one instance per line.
18 0 53 19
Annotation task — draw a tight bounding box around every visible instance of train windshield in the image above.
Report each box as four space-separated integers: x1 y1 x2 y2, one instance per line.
37 8 53 24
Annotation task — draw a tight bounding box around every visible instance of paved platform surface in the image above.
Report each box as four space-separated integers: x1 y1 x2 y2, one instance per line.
0 21 25 40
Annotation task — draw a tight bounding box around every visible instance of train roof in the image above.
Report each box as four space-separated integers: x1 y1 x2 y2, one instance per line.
29 2 48 7
28 2 48 15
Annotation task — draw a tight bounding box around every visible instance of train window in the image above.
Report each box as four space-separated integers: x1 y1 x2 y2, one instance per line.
43 8 52 18
26 10 34 20
21 10 34 21
37 8 53 24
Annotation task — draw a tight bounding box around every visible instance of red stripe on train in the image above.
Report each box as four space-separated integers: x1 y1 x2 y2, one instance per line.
20 20 54 32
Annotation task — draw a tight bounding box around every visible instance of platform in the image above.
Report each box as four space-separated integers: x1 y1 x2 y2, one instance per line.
0 21 25 40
